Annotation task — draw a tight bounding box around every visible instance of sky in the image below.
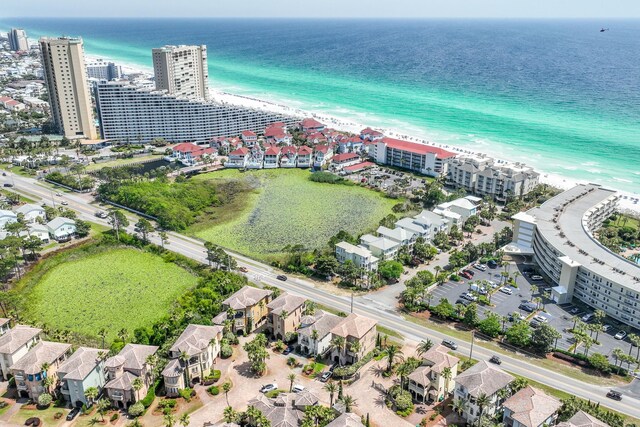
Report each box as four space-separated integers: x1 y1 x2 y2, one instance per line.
2 0 639 19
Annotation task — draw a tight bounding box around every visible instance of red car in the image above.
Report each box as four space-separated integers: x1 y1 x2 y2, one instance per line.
460 271 473 280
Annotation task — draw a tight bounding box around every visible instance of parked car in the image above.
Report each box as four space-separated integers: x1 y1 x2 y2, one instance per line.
473 263 487 272
276 275 288 281
442 339 457 350
487 280 498 289
320 371 333 382
530 275 544 281
499 287 513 295
455 298 472 306
3 183 13 187
292 384 305 393
461 292 477 302
519 302 536 313
533 315 548 323
569 307 580 315
460 271 473 280
581 313 595 322
463 269 475 276
615 331 628 340
606 390 622 401
509 313 526 322
282 345 294 355
66 407 81 421
602 324 612 332
260 383 278 393
489 355 502 365
487 260 498 268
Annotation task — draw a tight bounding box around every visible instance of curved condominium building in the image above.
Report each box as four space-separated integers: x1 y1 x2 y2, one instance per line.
509 184 640 327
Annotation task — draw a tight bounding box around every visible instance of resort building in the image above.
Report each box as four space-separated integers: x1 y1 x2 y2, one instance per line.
331 152 361 169
359 234 401 260
163 324 223 396
266 293 306 341
0 325 42 381
8 28 29 52
47 217 76 241
453 361 514 425
373 137 456 177
152 45 209 100
95 80 295 144
334 242 379 272
86 59 123 81
16 203 46 223
330 313 377 365
57 347 107 407
214 286 273 335
407 345 459 404
297 310 343 356
104 344 159 409
39 37 98 139
10 341 72 400
502 386 561 427
506 184 640 328
446 154 540 201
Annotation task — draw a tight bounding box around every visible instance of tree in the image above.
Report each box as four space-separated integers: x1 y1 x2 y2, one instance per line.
223 406 239 424
108 208 129 241
132 377 144 401
378 260 404 281
463 302 478 326
37 393 52 407
531 323 562 353
431 298 455 319
442 367 453 397
450 398 467 418
476 392 491 426
179 413 190 427
159 231 169 249
135 218 153 242
314 254 340 277
340 395 357 413
84 386 99 405
324 381 337 407
288 372 296 392
97 398 111 422
588 353 611 374
223 381 232 406
164 413 176 427
243 334 270 375
510 377 529 393
179 350 192 387
383 343 404 373
478 314 502 338
330 335 346 365
416 339 433 357
505 322 532 348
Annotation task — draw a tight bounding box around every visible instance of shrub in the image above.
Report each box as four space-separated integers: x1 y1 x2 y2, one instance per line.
273 340 286 352
53 412 63 420
179 387 194 401
158 399 177 409
449 274 461 281
37 393 52 407
110 413 119 422
128 402 145 417
224 332 239 345
140 380 159 408
208 386 220 396
212 370 221 381
221 343 233 358
333 351 375 378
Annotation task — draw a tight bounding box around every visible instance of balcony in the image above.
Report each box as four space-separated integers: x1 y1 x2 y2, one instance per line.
17 382 27 390
111 393 125 401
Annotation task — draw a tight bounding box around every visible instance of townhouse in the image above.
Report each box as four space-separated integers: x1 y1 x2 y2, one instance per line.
104 344 159 409
279 146 298 168
57 347 107 407
502 386 561 427
266 293 306 341
407 345 459 404
16 204 46 223
313 145 333 169
453 361 514 424
246 146 265 169
263 145 281 169
297 310 343 357
241 130 258 147
376 225 415 248
296 146 313 168
10 341 72 400
163 324 224 396
213 286 273 335
0 325 42 381
335 241 379 272
46 217 76 241
330 313 377 365
359 234 401 260
226 147 250 168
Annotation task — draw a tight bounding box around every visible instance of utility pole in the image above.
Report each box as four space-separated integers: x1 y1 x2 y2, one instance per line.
469 331 475 362
350 291 354 313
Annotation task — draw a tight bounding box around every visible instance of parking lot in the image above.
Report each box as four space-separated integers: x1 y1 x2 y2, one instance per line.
428 262 637 361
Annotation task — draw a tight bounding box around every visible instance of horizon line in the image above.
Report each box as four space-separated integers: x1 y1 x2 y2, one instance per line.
4 16 640 20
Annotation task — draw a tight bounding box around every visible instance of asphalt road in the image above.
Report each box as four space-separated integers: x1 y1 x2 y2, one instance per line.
3 172 640 419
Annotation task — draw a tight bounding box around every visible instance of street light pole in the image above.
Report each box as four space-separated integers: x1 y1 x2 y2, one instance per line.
469 331 475 362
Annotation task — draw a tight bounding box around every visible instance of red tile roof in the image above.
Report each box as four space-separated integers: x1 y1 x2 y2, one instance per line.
344 161 375 172
281 146 297 155
229 147 249 156
332 152 360 163
381 137 456 159
172 142 202 153
315 145 330 154
264 145 281 156
241 130 257 137
300 118 324 129
297 146 313 155
361 127 384 137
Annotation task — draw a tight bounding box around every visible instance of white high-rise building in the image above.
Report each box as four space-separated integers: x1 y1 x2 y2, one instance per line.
152 45 209 100
8 28 29 52
95 80 295 144
39 37 97 139
86 59 123 81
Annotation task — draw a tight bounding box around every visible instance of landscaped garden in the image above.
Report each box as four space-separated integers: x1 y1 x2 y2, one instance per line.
189 169 397 261
17 244 198 342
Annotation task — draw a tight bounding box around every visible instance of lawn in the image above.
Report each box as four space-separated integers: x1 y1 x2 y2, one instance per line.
190 169 397 261
85 154 160 171
18 245 198 342
10 405 69 427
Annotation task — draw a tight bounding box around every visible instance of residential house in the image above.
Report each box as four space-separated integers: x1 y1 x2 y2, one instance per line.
263 145 281 169
46 217 76 241
360 127 384 142
407 345 459 403
163 324 224 397
453 361 514 425
104 344 159 409
265 122 290 144
326 412 366 427
414 210 451 234
297 310 344 357
373 137 456 177
246 146 265 169
307 132 327 145
394 217 431 240
0 325 42 381
27 224 50 242
359 234 400 260
300 118 325 133
431 207 462 228
213 286 273 335
170 142 215 166
331 152 361 170
296 146 313 168
279 146 298 168
266 293 306 341
557 411 610 427
241 130 258 147
434 196 481 224
0 319 10 336
376 225 415 248
335 241 379 272
330 313 377 365
0 209 17 229
226 147 249 168
248 391 319 427
313 145 333 169
10 341 72 399
502 386 561 427
58 347 107 407
16 204 45 223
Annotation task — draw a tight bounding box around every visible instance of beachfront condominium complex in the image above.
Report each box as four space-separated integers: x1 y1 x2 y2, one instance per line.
506 184 640 328
8 28 29 52
373 137 456 177
446 154 540 201
95 80 295 143
86 59 123 81
39 37 98 139
152 45 209 100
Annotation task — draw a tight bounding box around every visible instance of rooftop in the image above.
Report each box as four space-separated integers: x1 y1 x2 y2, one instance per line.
47 216 75 229
298 310 343 340
376 225 415 242
503 386 561 427
380 137 456 159
169 324 223 357
335 241 376 259
331 313 377 340
223 286 272 310
106 343 158 371
454 361 514 397
58 347 106 381
267 293 306 317
0 325 41 354
10 341 71 375
557 411 610 427
326 413 365 427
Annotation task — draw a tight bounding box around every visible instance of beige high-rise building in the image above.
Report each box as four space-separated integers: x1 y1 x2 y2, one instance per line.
39 37 97 139
8 28 29 52
152 45 209 100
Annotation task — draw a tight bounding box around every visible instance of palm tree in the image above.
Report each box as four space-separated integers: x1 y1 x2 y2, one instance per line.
179 350 191 387
340 395 357 413
117 328 128 343
324 381 337 407
331 336 346 365
475 392 491 426
223 382 232 406
132 377 144 401
416 339 433 357
348 340 361 358
441 367 453 397
97 328 107 349
449 398 467 418
223 406 238 424
179 413 190 427
510 377 528 393
88 417 101 426
395 361 412 390
612 348 625 374
164 413 176 427
287 372 296 392
383 344 404 373
84 386 99 405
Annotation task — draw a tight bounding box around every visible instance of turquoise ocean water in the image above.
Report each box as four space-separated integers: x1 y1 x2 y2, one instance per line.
3 18 639 194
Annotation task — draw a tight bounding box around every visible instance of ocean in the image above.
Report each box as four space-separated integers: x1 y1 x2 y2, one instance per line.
3 18 640 194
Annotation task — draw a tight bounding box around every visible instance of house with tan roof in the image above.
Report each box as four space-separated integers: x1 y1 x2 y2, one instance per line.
248 390 319 427
326 412 365 427
104 344 158 409
330 313 377 365
266 293 306 341
407 345 459 403
557 411 610 427
453 361 514 424
10 341 72 399
163 324 223 397
213 286 273 335
58 347 107 407
0 325 41 381
297 310 343 357
502 386 561 427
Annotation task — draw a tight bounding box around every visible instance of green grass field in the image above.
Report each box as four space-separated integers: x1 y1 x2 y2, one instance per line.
190 169 397 261
19 245 197 342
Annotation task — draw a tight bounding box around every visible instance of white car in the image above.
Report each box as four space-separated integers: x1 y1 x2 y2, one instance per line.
260 383 278 393
602 324 612 332
292 384 305 393
615 331 627 340
487 281 498 289
531 275 544 281
533 315 548 323
499 287 513 295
